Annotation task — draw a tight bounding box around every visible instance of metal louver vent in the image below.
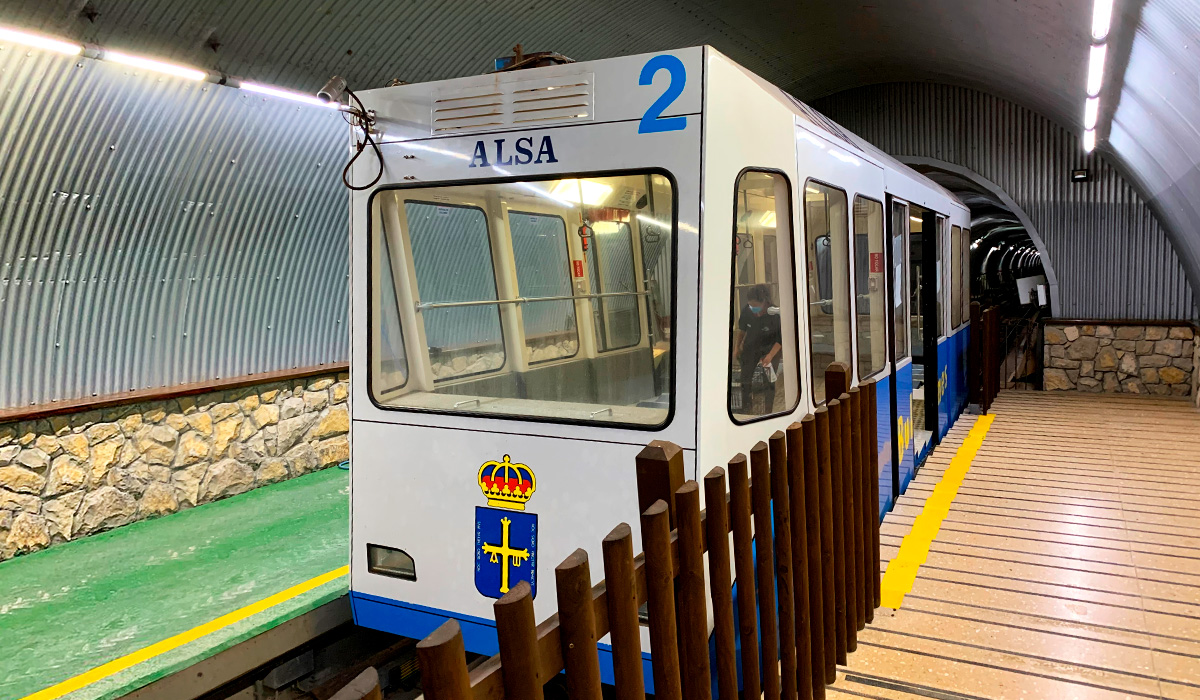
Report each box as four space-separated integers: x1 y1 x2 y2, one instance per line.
432 73 594 135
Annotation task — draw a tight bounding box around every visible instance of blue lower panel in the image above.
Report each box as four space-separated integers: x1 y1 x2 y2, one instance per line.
351 591 653 689
873 375 894 517
895 362 916 494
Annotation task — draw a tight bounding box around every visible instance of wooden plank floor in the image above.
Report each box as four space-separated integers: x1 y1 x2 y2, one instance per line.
835 391 1200 700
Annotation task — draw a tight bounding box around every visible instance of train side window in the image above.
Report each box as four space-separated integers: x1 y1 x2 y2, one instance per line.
509 212 579 363
936 216 946 338
890 201 910 360
368 171 675 428
961 228 971 323
407 202 506 381
804 180 852 404
373 224 409 396
853 196 886 379
951 225 963 328
729 170 800 422
590 221 641 351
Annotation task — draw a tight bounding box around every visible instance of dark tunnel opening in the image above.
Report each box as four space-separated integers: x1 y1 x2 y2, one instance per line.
913 165 1049 390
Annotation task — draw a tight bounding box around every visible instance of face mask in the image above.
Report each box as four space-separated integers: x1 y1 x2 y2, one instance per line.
749 304 763 314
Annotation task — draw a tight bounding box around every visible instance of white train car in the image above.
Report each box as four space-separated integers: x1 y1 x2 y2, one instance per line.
347 46 971 681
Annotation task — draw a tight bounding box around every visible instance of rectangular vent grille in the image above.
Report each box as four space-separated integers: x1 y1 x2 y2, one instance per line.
432 73 594 135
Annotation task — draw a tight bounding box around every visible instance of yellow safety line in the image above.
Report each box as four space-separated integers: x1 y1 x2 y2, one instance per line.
879 414 994 609
20 565 350 700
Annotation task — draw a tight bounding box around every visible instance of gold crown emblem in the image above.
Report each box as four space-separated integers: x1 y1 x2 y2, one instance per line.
477 455 536 511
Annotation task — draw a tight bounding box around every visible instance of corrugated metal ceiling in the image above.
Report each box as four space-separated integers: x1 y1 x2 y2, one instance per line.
1 0 1197 318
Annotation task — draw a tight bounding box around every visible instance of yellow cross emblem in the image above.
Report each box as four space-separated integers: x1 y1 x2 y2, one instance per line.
481 516 531 594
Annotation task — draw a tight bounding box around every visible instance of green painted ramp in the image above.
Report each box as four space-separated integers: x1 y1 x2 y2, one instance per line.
0 467 349 700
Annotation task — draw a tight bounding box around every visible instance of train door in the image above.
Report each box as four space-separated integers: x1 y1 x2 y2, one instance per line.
910 208 946 466
883 196 916 500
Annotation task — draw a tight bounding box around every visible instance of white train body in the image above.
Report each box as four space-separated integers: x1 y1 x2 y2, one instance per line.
347 46 970 675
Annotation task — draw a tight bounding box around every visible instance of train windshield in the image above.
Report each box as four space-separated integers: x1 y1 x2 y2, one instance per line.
369 172 675 428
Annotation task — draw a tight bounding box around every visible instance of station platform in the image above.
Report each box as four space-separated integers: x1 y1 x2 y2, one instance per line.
838 392 1200 699
0 466 350 700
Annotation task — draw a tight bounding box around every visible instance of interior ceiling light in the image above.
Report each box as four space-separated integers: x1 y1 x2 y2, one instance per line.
1086 44 1107 96
1084 96 1100 130
549 179 612 206
1092 0 1114 41
759 211 777 228
242 81 337 108
1083 129 1096 153
0 26 82 55
104 50 206 81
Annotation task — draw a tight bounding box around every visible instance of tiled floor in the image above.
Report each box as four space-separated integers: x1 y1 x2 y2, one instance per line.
835 392 1200 700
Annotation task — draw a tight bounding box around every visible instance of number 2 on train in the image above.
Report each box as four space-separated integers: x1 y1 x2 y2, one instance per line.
638 55 687 133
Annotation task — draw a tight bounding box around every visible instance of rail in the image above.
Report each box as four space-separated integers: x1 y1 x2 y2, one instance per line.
415 291 649 311
414 362 880 700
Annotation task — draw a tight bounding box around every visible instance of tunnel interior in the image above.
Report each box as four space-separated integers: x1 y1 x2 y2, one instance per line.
913 164 1049 389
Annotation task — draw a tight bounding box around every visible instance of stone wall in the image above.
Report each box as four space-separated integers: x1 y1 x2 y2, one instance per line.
0 372 349 561
1043 323 1195 395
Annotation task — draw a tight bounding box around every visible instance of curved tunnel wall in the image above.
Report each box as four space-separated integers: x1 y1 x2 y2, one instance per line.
815 82 1196 321
0 49 348 410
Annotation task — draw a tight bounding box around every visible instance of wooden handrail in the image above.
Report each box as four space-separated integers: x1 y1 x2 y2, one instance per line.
0 362 348 424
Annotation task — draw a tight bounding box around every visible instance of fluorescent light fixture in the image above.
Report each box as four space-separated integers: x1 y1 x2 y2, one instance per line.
0 26 82 55
104 50 206 81
242 81 336 108
1084 96 1100 130
910 215 923 224
549 179 613 206
759 211 777 228
805 186 821 195
1092 0 1114 41
1083 128 1096 153
1086 44 1107 96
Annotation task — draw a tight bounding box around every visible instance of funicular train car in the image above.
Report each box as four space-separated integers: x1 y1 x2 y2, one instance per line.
346 46 972 681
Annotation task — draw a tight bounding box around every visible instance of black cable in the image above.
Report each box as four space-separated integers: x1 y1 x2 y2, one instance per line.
340 87 383 191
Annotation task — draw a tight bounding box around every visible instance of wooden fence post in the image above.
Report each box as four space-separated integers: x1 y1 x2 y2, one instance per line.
814 406 838 679
969 301 982 409
416 620 472 700
751 442 781 700
802 415 828 696
602 524 644 700
859 380 876 622
704 467 738 700
556 550 602 700
849 387 866 633
769 432 798 700
675 481 712 700
636 441 685 530
826 398 848 663
868 380 881 610
495 581 543 700
825 361 851 404
786 423 815 700
641 500 683 700
838 392 858 652
729 454 761 700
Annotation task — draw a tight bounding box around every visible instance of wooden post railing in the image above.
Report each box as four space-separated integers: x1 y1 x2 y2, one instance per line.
415 365 882 700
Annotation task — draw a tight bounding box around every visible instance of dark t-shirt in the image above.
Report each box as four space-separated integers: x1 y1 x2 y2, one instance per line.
738 307 782 367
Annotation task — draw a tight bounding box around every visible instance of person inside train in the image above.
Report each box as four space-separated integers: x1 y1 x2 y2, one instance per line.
733 284 783 415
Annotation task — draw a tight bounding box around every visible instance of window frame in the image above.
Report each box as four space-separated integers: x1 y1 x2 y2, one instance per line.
365 168 680 432
726 167 802 426
802 177 853 406
852 194 888 382
588 220 643 353
404 199 508 383
950 224 963 330
373 222 410 397
506 209 581 365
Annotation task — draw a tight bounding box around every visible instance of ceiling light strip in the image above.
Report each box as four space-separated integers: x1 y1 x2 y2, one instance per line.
0 22 336 109
1083 0 1115 153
